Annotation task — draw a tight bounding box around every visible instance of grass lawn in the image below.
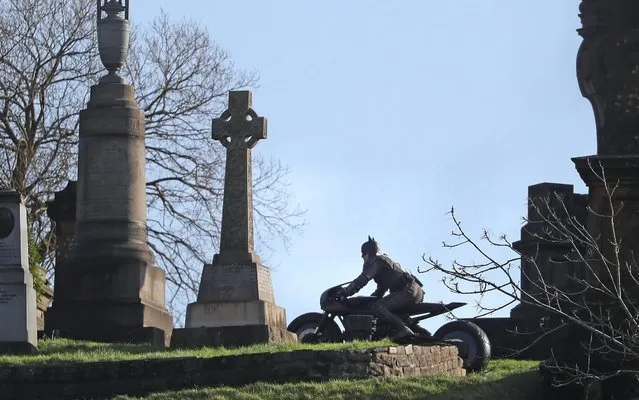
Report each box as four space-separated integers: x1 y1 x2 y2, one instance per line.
0 338 396 365
112 359 541 400
0 339 542 399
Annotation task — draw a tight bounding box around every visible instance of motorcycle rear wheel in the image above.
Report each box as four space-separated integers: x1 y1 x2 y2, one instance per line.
433 320 491 373
287 312 342 343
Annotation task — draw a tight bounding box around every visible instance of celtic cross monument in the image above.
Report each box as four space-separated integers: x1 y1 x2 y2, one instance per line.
213 91 265 266
172 91 296 347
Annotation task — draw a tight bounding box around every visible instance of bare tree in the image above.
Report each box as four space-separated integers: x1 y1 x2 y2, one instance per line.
0 0 98 257
422 160 639 397
0 0 305 323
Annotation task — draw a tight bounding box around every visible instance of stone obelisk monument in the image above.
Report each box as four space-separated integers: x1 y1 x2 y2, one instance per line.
0 191 38 354
171 91 296 347
539 1 639 398
572 0 639 287
46 0 173 345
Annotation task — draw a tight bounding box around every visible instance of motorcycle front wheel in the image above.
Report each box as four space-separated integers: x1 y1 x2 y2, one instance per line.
287 312 342 343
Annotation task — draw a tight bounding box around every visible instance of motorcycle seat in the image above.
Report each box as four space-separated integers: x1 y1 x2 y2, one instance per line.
404 301 466 315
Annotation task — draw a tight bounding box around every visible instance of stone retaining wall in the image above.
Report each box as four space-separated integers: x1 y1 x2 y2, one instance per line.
0 344 464 400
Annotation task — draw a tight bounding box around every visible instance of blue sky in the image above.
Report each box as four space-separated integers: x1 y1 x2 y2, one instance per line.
133 0 592 332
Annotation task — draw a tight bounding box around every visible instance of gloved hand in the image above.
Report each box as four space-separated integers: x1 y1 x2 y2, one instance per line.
334 287 348 300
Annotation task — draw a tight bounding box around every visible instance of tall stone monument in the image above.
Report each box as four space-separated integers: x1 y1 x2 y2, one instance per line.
46 0 173 345
0 190 37 353
572 0 639 296
539 1 639 398
171 91 296 348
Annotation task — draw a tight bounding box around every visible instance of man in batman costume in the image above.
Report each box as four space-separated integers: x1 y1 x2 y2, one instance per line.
337 236 425 341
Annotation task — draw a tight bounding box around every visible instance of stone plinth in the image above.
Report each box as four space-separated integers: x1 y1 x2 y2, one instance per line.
45 81 173 346
0 190 37 354
174 263 295 347
175 263 296 347
186 263 287 328
172 91 296 348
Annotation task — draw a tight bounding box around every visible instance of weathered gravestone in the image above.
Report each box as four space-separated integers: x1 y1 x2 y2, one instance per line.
45 1 173 346
0 190 37 353
171 91 297 347
43 181 76 334
510 182 588 322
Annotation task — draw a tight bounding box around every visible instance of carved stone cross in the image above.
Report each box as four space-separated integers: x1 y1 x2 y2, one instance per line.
211 91 267 265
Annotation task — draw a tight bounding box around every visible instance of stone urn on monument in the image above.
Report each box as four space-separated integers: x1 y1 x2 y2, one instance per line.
96 0 130 84
171 91 297 347
45 0 173 346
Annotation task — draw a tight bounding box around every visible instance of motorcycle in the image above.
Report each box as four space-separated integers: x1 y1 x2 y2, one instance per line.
287 282 492 372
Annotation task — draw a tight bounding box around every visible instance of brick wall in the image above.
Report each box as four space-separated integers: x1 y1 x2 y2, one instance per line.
0 344 464 400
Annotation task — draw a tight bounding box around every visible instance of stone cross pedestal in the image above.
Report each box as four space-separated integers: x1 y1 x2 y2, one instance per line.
172 91 296 348
0 190 38 354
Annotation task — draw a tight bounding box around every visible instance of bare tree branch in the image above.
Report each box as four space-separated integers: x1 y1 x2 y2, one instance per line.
422 160 639 388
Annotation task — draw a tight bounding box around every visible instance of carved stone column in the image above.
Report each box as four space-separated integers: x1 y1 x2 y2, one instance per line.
554 1 639 397
572 0 639 294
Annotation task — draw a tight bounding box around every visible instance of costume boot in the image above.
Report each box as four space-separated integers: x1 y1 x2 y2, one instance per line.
373 306 415 341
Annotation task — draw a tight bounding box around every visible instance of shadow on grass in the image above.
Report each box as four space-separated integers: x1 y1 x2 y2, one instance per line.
343 370 542 400
423 371 542 400
0 338 402 366
114 369 542 400
29 338 396 359
36 339 160 355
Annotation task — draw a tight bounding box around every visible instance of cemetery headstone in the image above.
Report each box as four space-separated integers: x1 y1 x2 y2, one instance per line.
45 1 173 345
43 181 76 334
0 190 37 353
171 91 297 348
510 182 588 321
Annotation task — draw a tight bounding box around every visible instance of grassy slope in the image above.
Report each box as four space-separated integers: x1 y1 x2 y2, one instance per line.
0 339 541 400
0 338 396 365
113 359 541 400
